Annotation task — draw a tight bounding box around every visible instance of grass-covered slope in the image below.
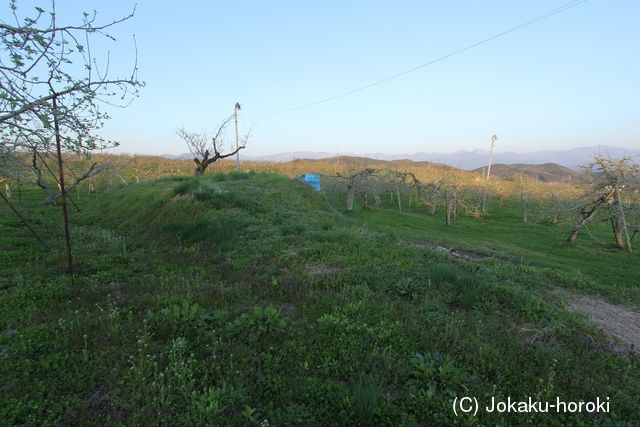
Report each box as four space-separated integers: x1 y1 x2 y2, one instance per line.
1 172 638 425
472 163 579 183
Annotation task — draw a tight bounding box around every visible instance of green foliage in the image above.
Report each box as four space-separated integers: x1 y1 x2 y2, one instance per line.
430 264 459 284
409 351 470 398
232 304 288 341
386 277 421 299
146 301 214 340
450 274 488 310
280 222 308 235
352 373 384 424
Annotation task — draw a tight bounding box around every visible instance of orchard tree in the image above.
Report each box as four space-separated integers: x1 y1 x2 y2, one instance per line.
177 115 248 176
0 0 143 278
567 157 639 251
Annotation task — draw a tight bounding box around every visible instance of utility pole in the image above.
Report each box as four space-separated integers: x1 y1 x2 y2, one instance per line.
481 134 498 212
234 102 241 171
486 134 497 180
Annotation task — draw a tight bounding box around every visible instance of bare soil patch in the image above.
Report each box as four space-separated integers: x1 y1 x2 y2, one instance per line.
411 240 516 264
306 263 342 276
565 294 640 354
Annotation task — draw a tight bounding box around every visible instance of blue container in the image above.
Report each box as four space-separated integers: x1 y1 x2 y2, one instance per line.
297 174 321 192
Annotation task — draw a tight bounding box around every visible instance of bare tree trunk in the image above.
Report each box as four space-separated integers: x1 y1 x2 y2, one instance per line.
53 96 74 283
499 194 504 208
520 175 528 223
373 191 381 207
566 192 610 243
481 189 487 213
615 188 632 252
613 215 626 249
430 192 437 214
396 185 402 212
361 191 368 209
4 183 11 199
444 192 452 225
453 193 458 222
346 185 354 212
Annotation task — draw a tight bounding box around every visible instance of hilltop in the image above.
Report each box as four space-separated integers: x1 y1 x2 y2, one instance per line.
472 163 580 183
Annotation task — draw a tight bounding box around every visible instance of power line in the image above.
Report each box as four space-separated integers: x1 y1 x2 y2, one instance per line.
279 0 588 113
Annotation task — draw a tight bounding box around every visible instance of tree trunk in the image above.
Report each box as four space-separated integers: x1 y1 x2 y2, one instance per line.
521 196 528 223
346 185 354 212
614 215 626 249
373 191 381 207
430 192 437 214
53 96 74 283
396 185 402 212
481 189 487 213
566 192 611 243
614 188 632 252
361 191 368 209
4 183 11 199
453 194 458 222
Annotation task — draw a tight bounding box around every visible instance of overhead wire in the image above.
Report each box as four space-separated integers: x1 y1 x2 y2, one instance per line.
275 0 588 113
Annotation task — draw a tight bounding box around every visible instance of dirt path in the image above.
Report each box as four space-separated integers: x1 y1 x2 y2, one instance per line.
410 239 639 354
565 294 640 354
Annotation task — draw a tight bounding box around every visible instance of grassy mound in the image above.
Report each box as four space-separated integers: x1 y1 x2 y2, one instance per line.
1 172 638 424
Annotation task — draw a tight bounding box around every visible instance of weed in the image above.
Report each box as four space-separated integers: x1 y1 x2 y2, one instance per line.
352 373 384 424
409 351 470 398
232 304 288 341
430 264 459 284
450 274 488 310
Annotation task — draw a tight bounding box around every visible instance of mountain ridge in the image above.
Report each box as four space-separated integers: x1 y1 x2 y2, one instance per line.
162 145 640 170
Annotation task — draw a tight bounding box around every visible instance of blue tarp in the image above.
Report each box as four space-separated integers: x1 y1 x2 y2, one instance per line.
296 174 321 192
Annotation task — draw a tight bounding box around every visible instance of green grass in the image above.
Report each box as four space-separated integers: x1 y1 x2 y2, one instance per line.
342 198 640 305
1 173 639 425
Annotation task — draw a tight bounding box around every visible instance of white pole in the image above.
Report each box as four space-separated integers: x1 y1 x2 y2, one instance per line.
234 102 241 171
486 134 497 180
481 134 498 212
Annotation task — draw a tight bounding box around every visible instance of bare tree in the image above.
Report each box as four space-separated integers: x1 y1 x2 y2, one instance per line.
567 157 640 251
177 116 248 176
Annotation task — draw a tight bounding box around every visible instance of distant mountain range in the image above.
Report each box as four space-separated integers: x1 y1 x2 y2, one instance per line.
163 145 639 170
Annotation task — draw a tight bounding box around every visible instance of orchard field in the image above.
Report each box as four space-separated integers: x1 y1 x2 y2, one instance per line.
1 164 639 425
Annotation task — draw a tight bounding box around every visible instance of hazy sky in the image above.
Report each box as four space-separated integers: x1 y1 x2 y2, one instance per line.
44 1 640 156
